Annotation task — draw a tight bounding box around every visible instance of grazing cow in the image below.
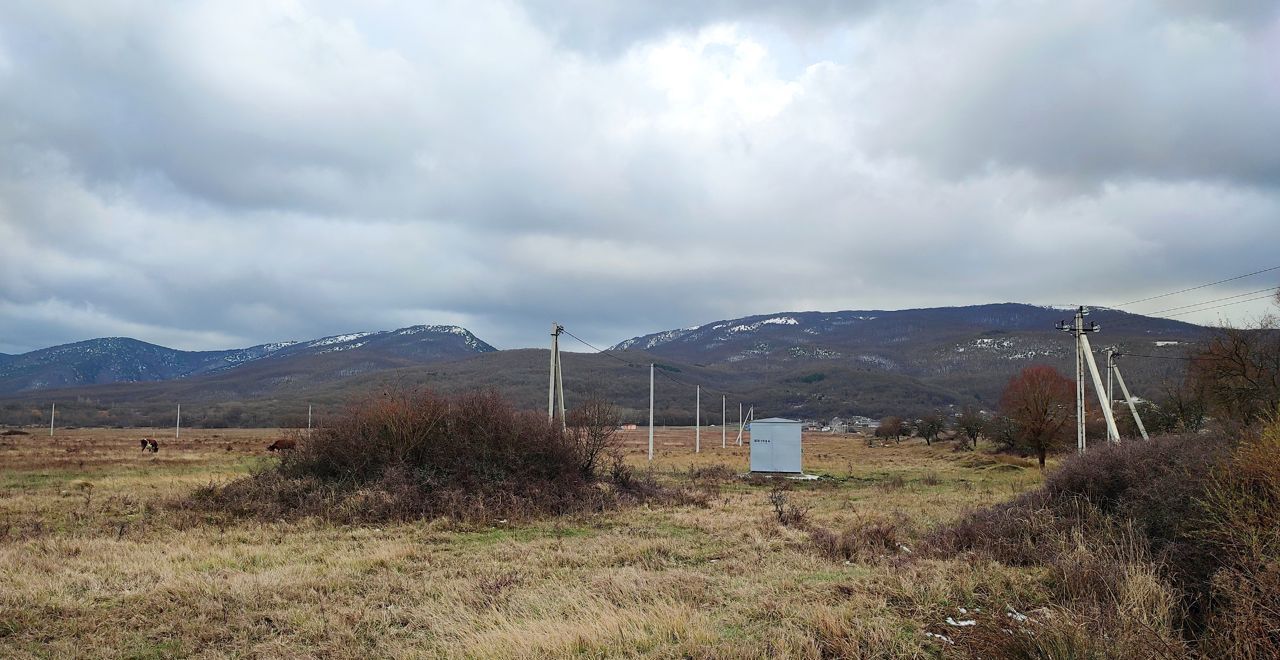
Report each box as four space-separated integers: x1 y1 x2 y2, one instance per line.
266 438 296 452
147 438 159 453
140 438 149 451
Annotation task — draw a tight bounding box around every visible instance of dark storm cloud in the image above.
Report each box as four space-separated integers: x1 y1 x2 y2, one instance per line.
1 0 1278 355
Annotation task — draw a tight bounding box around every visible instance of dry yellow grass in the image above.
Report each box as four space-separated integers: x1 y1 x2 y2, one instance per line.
1 427 1051 658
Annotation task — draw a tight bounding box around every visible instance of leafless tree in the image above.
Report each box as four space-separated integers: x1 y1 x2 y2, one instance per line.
987 414 1020 450
1189 320 1280 430
916 411 947 446
956 407 987 450
875 416 903 443
1000 365 1074 468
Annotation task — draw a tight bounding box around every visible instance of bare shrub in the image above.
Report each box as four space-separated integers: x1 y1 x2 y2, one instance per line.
565 398 621 479
188 388 673 523
1198 412 1280 658
928 433 1253 656
767 487 808 527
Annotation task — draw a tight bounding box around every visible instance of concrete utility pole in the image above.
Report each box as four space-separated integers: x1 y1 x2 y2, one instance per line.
175 403 181 439
307 404 312 435
1111 354 1150 440
648 363 655 462
695 385 701 453
1056 307 1090 452
721 395 726 449
49 403 55 437
1057 306 1119 450
547 323 566 428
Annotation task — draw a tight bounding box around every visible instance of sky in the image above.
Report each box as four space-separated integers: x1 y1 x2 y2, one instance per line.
1 0 1278 355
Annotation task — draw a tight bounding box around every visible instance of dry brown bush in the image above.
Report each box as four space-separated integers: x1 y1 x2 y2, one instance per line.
927 429 1280 657
1198 412 1280 658
187 389 685 523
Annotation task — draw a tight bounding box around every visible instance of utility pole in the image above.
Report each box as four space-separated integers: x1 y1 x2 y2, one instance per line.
547 323 566 428
1057 306 1119 449
1111 354 1149 440
695 385 701 453
307 404 312 435
648 363 655 462
49 403 55 437
721 395 726 449
1058 307 1091 452
175 403 181 439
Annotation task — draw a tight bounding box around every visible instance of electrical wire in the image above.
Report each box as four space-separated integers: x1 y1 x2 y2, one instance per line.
1117 265 1280 307
559 327 746 400
1100 288 1278 332
1111 353 1200 362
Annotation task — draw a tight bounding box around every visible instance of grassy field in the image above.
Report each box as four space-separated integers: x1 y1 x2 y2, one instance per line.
1 427 1053 658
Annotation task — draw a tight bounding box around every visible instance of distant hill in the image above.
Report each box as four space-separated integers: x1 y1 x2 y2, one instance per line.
0 304 1208 428
0 325 495 395
612 303 1206 401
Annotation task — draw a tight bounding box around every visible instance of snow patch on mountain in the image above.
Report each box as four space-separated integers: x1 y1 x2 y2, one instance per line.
857 354 897 370
789 346 842 359
728 316 799 334
308 332 375 348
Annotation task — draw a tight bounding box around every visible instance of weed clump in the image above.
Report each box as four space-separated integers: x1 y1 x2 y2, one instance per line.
189 389 673 523
809 513 912 562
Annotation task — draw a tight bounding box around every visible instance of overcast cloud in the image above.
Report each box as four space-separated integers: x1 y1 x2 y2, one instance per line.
1 0 1278 354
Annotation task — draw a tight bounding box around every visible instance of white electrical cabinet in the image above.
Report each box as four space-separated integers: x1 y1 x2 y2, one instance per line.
749 417 803 473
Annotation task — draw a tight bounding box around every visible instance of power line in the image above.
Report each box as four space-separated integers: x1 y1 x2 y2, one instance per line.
1117 265 1280 307
559 329 640 367
1113 353 1199 362
1149 292 1278 320
1103 289 1278 332
559 327 745 399
1141 286 1278 316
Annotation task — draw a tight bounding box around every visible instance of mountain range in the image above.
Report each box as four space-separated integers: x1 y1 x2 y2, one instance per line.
0 304 1206 427
0 326 494 395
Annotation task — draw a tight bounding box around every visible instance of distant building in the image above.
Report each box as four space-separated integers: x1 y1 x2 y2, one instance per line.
848 416 879 432
618 423 638 431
